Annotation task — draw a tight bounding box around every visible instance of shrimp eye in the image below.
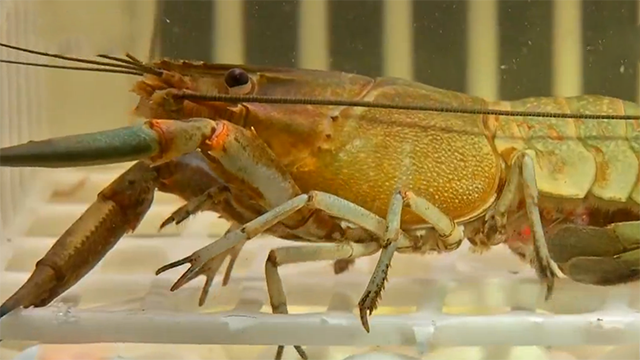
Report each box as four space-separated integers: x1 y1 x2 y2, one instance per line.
224 68 250 91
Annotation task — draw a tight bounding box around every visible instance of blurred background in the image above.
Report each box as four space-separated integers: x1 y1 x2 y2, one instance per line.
3 0 638 135
153 0 639 103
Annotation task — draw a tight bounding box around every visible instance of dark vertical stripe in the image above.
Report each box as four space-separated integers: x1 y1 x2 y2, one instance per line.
245 0 299 66
156 0 214 62
582 1 638 102
329 0 383 76
413 0 467 92
498 0 552 100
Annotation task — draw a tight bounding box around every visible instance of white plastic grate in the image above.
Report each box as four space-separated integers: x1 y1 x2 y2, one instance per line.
2 166 639 360
1 1 640 360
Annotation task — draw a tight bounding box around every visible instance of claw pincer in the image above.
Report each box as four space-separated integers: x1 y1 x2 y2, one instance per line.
0 118 217 168
0 118 232 319
0 161 157 318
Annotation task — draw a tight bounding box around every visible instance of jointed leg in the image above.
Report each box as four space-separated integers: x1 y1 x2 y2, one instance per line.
520 152 560 298
481 156 522 251
161 185 356 306
159 186 229 229
154 158 249 303
358 189 466 331
221 231 244 286
156 186 243 298
157 190 406 288
162 190 245 291
266 242 380 360
160 188 466 338
487 151 560 298
157 190 397 338
156 194 311 290
156 223 242 306
157 191 392 360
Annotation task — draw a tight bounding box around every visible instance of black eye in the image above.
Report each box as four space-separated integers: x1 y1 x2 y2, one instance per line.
224 68 250 88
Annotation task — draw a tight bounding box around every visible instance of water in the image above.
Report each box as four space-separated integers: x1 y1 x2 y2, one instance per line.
0 1 639 360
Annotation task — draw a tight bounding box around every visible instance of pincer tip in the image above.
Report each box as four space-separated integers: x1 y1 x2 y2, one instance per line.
0 125 161 168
